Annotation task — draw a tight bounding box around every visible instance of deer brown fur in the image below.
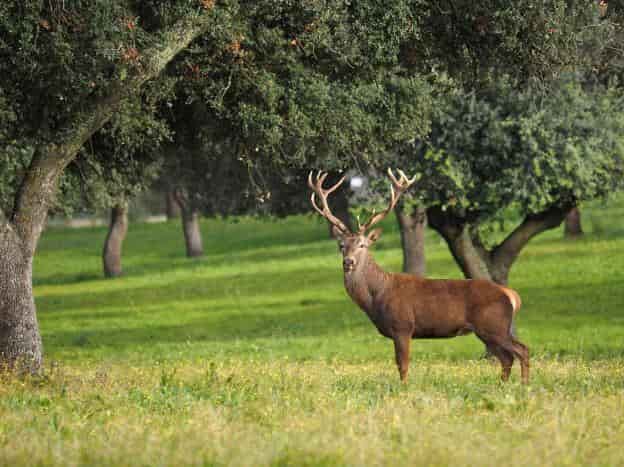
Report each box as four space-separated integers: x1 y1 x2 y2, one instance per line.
309 170 530 384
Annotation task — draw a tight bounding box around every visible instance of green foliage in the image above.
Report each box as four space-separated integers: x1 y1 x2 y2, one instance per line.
0 1 146 142
59 84 174 215
0 148 31 214
0 0 225 216
155 1 433 218
403 78 624 226
413 1 614 85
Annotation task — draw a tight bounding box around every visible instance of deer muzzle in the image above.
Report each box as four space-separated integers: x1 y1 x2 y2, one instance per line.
343 257 355 273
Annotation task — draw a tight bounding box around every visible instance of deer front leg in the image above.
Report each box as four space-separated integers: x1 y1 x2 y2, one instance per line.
393 334 411 383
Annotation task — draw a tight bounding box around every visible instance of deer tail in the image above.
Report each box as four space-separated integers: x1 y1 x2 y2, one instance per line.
499 286 522 316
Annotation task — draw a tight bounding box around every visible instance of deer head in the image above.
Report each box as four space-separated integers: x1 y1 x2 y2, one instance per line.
308 169 417 274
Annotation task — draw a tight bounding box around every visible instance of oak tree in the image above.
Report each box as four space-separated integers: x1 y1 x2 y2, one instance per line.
0 0 222 370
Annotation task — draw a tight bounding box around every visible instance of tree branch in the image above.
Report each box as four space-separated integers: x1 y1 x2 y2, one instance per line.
11 13 213 255
491 203 573 274
426 206 492 280
426 205 463 240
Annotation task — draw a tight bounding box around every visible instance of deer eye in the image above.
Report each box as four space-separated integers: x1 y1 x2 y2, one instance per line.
339 243 345 249
359 244 365 248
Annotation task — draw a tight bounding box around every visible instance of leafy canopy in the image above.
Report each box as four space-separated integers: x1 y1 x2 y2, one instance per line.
405 77 624 224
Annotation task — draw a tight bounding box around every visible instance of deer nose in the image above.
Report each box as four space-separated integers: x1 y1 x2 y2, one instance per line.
343 258 355 268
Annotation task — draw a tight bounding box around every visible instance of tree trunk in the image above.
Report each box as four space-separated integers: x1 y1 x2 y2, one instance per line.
0 225 43 372
181 209 203 258
395 205 427 276
102 204 129 278
166 190 181 220
564 206 583 238
427 208 493 280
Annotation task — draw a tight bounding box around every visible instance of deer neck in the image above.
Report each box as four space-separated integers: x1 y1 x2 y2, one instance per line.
343 252 389 313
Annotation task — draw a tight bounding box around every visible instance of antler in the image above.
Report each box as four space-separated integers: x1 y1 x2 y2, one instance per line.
308 171 351 235
357 168 418 233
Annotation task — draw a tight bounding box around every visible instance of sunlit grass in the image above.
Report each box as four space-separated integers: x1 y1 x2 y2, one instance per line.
3 197 622 465
1 359 623 466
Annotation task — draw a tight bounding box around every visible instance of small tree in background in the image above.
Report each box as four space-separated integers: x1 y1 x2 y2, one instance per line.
73 89 170 277
354 1 619 277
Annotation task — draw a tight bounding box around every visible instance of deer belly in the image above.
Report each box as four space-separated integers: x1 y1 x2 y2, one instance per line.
412 326 473 339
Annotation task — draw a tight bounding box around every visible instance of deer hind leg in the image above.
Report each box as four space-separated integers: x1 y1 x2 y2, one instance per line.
489 336 530 385
511 338 530 385
486 343 514 382
474 303 530 384
393 334 411 383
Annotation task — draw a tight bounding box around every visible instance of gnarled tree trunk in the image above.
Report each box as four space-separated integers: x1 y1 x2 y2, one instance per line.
427 204 572 286
564 206 583 238
426 208 493 279
181 208 203 258
395 204 427 276
102 203 129 278
0 225 42 372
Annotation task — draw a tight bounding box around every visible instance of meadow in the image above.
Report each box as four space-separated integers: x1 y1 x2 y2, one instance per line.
1 199 623 466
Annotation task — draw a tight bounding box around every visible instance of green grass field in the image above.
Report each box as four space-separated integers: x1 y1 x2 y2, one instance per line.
1 200 623 466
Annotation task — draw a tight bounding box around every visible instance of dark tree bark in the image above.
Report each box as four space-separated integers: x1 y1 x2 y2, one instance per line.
426 208 492 280
395 204 427 276
181 209 204 258
166 189 181 220
488 205 573 285
564 206 583 238
172 188 204 258
0 15 212 371
102 204 129 278
427 204 572 285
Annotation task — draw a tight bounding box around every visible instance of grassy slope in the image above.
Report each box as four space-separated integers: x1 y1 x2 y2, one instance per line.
0 200 623 466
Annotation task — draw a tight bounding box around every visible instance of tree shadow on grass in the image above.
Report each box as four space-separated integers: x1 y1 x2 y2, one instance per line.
33 238 340 287
42 298 369 351
36 265 344 315
33 215 405 287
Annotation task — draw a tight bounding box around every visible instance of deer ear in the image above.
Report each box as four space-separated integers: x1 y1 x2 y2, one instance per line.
331 225 345 240
367 228 383 244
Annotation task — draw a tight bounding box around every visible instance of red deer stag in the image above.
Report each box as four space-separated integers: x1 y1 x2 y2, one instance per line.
308 169 529 384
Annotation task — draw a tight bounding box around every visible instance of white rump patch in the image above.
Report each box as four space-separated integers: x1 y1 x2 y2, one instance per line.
500 288 518 313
